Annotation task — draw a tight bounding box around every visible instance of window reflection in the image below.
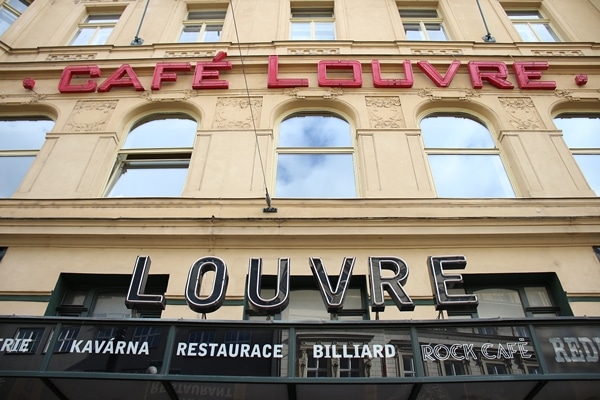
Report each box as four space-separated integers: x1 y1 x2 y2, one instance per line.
106 114 197 198
554 114 600 195
276 113 356 198
0 118 54 197
421 114 514 198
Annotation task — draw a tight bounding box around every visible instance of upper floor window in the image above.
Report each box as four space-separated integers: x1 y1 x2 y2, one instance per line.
0 0 30 36
290 8 335 40
275 113 356 198
399 9 447 41
553 114 600 195
506 10 559 42
421 114 514 198
105 113 197 197
70 13 120 45
179 9 226 43
0 117 54 198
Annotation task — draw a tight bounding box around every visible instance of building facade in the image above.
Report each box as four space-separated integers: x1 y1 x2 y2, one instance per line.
0 0 599 399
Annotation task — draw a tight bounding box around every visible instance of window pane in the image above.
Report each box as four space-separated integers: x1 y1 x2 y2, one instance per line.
474 288 525 318
92 26 113 45
507 11 542 20
282 290 331 321
70 27 94 45
425 23 447 40
404 23 424 40
279 115 351 147
400 10 438 18
188 10 226 20
554 116 600 148
573 155 600 194
86 14 119 23
291 22 311 39
0 156 34 197
202 25 222 41
107 161 189 197
0 119 51 150
314 22 334 40
91 292 131 318
532 23 558 41
124 117 197 149
179 26 200 42
422 116 495 148
428 154 514 198
8 0 29 13
524 287 552 307
0 8 18 36
276 154 355 198
513 23 538 41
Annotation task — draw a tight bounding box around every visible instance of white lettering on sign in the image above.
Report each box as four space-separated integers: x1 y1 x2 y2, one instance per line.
421 338 532 361
312 343 396 359
175 342 284 358
70 340 149 355
549 336 600 363
0 338 33 353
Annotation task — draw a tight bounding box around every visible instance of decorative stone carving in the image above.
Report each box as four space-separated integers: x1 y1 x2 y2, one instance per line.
141 90 197 102
214 97 262 129
46 54 97 61
283 88 344 99
417 88 480 102
411 49 463 56
287 48 340 55
554 89 581 101
365 96 404 128
531 50 583 56
165 51 215 58
65 100 118 132
499 97 542 130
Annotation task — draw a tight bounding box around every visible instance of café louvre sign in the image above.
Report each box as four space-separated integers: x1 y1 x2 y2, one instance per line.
52 53 577 93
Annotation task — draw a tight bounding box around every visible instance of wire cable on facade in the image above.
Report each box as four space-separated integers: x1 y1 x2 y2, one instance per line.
229 0 277 213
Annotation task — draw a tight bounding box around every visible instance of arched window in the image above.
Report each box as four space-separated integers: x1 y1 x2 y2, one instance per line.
106 113 197 197
420 114 514 198
553 113 600 195
275 113 356 198
0 117 54 197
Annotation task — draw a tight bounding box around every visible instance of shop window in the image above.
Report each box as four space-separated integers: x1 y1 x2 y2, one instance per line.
47 273 168 318
0 117 54 198
297 335 367 377
0 0 30 36
505 10 559 42
275 113 356 198
421 114 514 198
105 113 197 197
447 272 571 320
70 13 120 45
553 114 600 195
6 327 44 354
290 8 335 40
245 275 368 321
399 9 447 41
179 9 226 42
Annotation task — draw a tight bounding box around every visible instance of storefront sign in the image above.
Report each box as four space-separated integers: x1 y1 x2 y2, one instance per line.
126 255 478 316
535 325 600 374
55 53 558 93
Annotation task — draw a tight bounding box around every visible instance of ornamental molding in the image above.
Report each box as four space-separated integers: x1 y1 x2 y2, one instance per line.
214 97 263 129
165 50 215 58
287 48 340 55
365 96 404 129
554 89 581 101
0 92 48 105
66 100 118 132
140 90 197 102
283 87 344 99
410 48 463 56
417 88 480 101
499 97 543 130
530 50 584 56
46 54 97 61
